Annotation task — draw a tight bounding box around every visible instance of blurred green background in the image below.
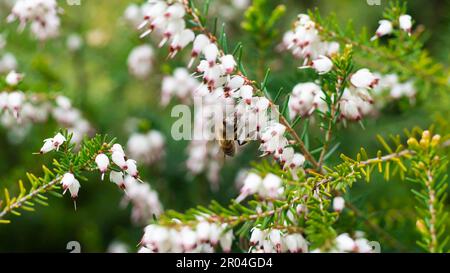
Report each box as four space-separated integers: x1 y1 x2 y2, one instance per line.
0 0 448 252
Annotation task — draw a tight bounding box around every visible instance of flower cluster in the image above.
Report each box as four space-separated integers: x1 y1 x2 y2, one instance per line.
373 72 416 102
139 0 194 58
279 14 340 66
161 67 199 106
288 82 327 119
280 15 379 122
120 175 163 225
249 227 308 253
1 71 93 144
52 95 92 144
7 0 62 41
127 44 155 79
108 143 140 180
187 140 223 189
371 14 413 40
322 233 375 253
123 3 151 28
336 68 380 121
338 88 373 122
140 221 233 253
236 173 285 203
1 79 26 120
126 130 165 166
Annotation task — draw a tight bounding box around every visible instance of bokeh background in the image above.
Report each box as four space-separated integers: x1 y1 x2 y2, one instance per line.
0 0 448 252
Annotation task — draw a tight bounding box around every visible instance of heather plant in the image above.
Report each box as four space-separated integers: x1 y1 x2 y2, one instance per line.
0 0 449 253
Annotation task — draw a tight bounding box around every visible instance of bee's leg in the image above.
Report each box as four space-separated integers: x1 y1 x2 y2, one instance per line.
237 140 248 146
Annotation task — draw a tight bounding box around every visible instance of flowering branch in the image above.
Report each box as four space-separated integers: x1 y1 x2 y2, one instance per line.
139 131 420 252
0 131 143 223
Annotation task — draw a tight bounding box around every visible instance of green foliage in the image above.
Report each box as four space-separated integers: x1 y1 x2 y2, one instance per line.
241 0 286 52
406 130 449 252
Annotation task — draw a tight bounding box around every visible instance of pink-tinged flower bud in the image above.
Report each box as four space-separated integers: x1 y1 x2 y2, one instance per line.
95 153 110 180
220 54 236 74
340 99 361 121
203 43 219 66
269 229 282 253
140 2 168 27
181 227 197 251
0 92 8 110
52 133 66 151
355 238 373 253
125 159 139 178
262 173 282 199
56 95 72 110
399 14 412 34
112 151 127 170
310 55 333 74
7 91 24 118
40 138 55 154
5 70 23 86
39 138 55 154
109 171 125 189
235 173 262 203
371 20 393 41
285 234 299 253
333 196 345 212
196 221 211 243
209 224 221 246
326 41 340 56
335 233 356 252
242 173 262 194
61 173 80 199
255 97 270 112
350 68 379 89
164 3 185 19
296 204 307 215
225 76 245 93
250 227 265 246
111 143 125 154
280 147 294 165
159 19 185 47
290 153 305 169
169 29 195 58
219 229 234 252
239 85 253 105
263 239 274 253
189 34 210 67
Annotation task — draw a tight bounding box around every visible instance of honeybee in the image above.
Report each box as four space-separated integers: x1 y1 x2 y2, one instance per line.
216 116 247 157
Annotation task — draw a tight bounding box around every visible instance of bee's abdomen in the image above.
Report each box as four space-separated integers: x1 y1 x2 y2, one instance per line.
220 140 236 157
